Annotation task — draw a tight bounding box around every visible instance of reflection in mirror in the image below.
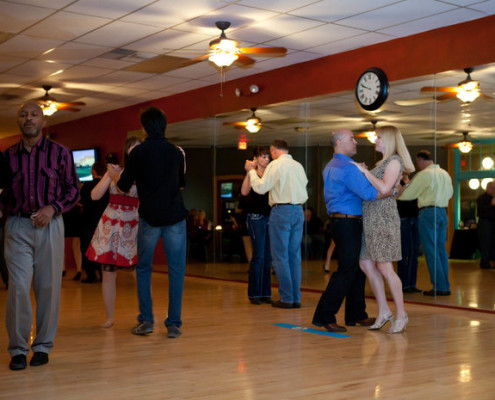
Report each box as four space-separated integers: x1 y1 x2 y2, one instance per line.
166 64 495 312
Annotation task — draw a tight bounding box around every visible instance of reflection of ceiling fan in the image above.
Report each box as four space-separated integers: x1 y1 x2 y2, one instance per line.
223 108 272 133
395 67 493 106
445 131 474 153
181 21 287 69
36 85 86 116
355 119 379 143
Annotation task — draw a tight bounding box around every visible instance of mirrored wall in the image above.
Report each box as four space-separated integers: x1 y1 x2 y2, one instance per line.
162 64 495 311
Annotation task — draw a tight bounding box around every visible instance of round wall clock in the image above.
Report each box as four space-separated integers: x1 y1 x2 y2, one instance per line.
355 67 389 111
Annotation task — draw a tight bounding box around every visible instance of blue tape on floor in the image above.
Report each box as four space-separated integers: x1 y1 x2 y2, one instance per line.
273 323 350 338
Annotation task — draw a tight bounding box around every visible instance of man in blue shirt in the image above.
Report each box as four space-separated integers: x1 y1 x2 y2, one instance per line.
312 129 379 332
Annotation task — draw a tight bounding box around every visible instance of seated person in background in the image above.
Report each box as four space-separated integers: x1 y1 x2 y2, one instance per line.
302 207 325 260
187 209 212 262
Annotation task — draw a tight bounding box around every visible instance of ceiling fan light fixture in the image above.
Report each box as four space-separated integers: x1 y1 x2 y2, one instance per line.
40 101 58 116
458 140 473 153
365 130 377 143
209 49 238 67
245 123 261 134
456 87 480 103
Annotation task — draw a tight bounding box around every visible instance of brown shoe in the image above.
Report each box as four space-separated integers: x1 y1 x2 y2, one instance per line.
271 300 294 309
346 317 376 327
322 323 347 333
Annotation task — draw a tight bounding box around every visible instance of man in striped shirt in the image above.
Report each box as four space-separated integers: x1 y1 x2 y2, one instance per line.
1 102 80 371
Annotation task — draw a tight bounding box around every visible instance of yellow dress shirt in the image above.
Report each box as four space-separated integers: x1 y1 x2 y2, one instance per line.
399 164 453 208
249 154 308 207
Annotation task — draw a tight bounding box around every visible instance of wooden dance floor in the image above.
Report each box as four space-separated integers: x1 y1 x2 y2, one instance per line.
0 258 494 399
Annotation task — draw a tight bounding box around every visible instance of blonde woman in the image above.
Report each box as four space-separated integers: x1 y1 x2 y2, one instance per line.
352 126 415 333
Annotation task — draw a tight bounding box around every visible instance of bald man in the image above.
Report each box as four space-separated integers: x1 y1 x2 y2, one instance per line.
1 102 80 370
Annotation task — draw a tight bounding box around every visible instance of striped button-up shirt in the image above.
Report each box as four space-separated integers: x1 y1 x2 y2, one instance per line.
3 136 80 214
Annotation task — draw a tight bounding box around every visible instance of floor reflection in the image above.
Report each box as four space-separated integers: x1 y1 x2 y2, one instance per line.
155 257 495 311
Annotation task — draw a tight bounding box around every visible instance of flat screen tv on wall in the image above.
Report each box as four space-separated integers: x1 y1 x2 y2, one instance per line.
72 148 99 182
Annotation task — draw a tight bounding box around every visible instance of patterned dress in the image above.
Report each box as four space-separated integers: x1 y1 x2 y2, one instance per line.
360 155 403 262
85 182 139 267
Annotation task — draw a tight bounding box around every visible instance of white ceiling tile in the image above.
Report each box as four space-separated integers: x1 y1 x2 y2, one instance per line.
254 51 323 71
0 55 26 73
175 4 279 36
125 75 189 90
441 0 486 5
378 7 485 36
467 0 495 13
64 0 156 19
75 21 163 48
0 1 54 33
266 23 366 51
337 0 458 31
5 59 72 78
235 0 318 13
90 70 154 86
39 42 111 65
56 65 113 81
0 73 35 87
23 12 111 41
233 14 325 44
165 79 213 94
6 0 75 7
0 35 63 58
121 0 226 28
308 32 394 56
82 57 135 70
288 0 401 22
126 29 211 53
165 62 220 80
221 65 265 80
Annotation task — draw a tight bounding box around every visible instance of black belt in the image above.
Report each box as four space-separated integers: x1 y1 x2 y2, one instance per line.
419 206 446 211
329 212 362 219
14 211 36 218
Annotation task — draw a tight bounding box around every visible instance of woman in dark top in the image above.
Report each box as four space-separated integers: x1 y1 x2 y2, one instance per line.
241 146 272 305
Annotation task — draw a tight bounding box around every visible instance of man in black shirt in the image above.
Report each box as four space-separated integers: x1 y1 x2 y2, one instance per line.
117 107 188 338
477 182 495 269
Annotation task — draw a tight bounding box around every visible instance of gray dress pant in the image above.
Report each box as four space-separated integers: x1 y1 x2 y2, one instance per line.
4 215 64 356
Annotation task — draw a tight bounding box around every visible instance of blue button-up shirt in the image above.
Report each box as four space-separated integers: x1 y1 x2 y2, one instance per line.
323 153 378 215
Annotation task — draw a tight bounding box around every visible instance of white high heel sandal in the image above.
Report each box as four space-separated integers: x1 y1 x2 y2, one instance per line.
368 313 394 330
387 314 408 334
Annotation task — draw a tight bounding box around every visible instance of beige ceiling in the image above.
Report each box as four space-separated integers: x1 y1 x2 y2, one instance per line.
1 0 494 147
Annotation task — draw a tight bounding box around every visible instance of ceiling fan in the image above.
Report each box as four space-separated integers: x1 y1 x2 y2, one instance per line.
355 119 379 143
36 85 86 116
223 108 271 133
395 67 493 106
182 21 287 69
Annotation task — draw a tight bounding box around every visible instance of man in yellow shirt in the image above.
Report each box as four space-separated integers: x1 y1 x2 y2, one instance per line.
245 139 308 308
400 150 453 296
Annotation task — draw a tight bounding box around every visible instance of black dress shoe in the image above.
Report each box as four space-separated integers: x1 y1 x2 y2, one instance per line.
346 317 376 327
30 352 49 367
411 287 422 293
402 287 415 293
423 289 451 296
72 272 81 281
271 300 293 309
261 297 272 304
9 354 27 371
292 302 301 308
249 298 262 305
322 323 347 333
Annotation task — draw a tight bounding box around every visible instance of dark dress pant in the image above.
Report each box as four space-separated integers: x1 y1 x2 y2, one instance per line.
312 217 368 325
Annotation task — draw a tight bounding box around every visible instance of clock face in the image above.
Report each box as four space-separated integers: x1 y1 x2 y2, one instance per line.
355 67 389 111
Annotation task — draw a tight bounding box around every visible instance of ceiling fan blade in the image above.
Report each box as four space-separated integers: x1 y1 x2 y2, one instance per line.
420 86 458 93
394 97 436 106
480 92 494 100
125 54 198 73
238 47 287 56
58 101 86 107
56 105 82 112
235 54 256 68
223 121 248 127
181 54 210 67
435 92 458 101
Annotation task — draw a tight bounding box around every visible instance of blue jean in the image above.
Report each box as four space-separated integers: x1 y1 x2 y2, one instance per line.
418 208 450 291
136 218 187 327
397 217 420 289
246 214 271 299
269 205 304 303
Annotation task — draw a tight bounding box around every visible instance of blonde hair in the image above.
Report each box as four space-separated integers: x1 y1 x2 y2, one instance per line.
376 126 415 173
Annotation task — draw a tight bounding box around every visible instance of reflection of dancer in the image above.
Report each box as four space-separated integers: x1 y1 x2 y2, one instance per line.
352 126 415 334
86 137 141 328
241 146 272 305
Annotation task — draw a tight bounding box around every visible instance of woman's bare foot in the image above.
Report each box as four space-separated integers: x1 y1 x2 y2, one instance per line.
101 319 114 328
